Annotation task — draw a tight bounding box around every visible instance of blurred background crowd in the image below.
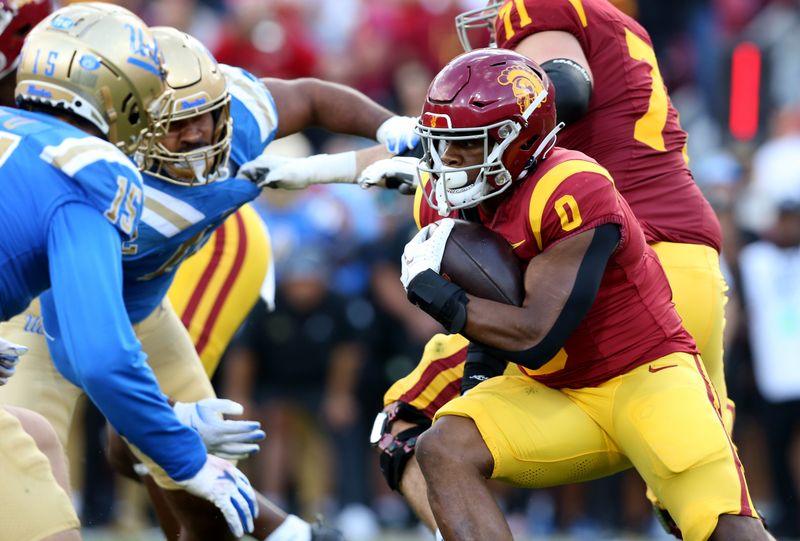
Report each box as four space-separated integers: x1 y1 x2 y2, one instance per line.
62 0 800 539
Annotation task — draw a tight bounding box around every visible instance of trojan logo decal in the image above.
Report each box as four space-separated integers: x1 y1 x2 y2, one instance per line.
422 112 452 129
498 65 546 114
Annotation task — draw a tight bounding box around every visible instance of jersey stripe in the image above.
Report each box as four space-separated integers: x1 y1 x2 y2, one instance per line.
194 211 247 357
40 137 139 177
692 354 756 518
399 352 466 407
222 65 278 141
423 378 462 419
528 160 614 250
413 172 431 230
180 226 227 328
141 185 206 237
568 0 588 27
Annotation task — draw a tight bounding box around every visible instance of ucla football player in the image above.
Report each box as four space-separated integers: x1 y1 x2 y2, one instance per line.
1 22 417 541
0 3 259 540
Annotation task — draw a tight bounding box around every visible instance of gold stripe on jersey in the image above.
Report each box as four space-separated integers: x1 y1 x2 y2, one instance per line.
528 159 614 250
144 196 197 233
413 171 431 230
568 0 589 27
169 204 270 375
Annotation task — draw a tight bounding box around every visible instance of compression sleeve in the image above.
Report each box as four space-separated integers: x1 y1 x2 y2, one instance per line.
484 223 620 369
541 59 592 126
41 202 206 482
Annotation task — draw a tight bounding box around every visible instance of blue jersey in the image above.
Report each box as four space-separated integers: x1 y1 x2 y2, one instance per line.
122 66 278 322
0 107 206 482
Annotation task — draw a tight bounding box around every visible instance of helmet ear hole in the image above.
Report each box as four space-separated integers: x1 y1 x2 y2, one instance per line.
127 103 140 126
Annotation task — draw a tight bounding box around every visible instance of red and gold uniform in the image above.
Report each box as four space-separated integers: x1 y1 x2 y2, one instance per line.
429 149 755 540
168 203 273 376
387 0 731 430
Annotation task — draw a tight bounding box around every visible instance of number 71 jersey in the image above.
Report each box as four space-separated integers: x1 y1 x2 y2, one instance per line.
494 0 721 252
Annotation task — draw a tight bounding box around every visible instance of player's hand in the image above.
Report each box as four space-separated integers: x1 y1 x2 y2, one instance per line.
245 152 357 190
0 337 28 385
235 154 296 188
400 218 455 290
358 156 420 194
376 115 420 154
173 399 265 460
177 455 257 538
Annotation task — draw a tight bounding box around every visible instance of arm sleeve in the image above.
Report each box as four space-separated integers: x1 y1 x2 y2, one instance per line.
483 223 620 369
42 202 206 482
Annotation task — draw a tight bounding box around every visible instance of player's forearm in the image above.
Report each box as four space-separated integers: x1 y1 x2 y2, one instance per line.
296 78 394 138
265 77 393 139
45 205 207 482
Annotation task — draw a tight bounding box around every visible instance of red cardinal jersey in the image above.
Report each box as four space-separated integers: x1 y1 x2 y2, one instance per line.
493 0 721 251
414 148 698 388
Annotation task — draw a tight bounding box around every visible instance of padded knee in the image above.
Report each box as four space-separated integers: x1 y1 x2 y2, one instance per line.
370 402 431 491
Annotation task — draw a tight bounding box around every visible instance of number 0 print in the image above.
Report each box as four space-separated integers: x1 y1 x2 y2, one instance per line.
555 194 582 232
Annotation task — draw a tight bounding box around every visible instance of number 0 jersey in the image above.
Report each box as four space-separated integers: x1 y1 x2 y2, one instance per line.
0 107 143 319
494 0 721 251
122 66 278 323
415 147 698 388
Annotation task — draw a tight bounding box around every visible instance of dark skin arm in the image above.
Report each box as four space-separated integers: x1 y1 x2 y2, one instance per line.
262 77 395 140
462 228 595 351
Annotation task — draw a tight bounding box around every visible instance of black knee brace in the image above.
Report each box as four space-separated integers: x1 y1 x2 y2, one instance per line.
370 402 432 491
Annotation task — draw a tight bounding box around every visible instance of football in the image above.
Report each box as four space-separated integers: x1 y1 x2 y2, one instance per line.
439 219 525 306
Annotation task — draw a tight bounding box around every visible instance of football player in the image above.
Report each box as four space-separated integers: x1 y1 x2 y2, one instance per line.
0 3 256 540
403 48 768 541
0 23 416 541
354 1 732 535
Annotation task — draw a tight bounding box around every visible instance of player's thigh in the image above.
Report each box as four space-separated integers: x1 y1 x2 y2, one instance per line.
383 333 470 418
651 242 728 400
0 406 80 541
134 299 215 403
130 302 216 489
168 204 271 376
0 300 83 447
434 375 631 488
609 353 757 541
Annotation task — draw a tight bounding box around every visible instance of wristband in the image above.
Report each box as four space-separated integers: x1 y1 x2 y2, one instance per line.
406 269 469 334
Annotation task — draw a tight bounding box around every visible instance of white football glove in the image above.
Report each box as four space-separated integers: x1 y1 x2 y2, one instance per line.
235 154 296 187
177 454 257 538
400 218 456 290
376 115 420 154
0 336 28 385
358 156 420 194
173 399 265 461
243 152 358 190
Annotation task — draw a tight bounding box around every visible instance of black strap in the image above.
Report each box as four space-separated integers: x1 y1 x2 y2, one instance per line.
406 269 469 334
541 58 592 126
484 223 620 369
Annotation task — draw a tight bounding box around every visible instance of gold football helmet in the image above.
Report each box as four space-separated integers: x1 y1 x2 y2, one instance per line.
14 2 171 156
139 26 232 185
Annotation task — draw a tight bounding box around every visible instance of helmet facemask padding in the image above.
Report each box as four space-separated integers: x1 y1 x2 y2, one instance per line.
139 92 232 186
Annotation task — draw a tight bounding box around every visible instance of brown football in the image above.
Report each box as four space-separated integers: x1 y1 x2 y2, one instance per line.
440 219 524 306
